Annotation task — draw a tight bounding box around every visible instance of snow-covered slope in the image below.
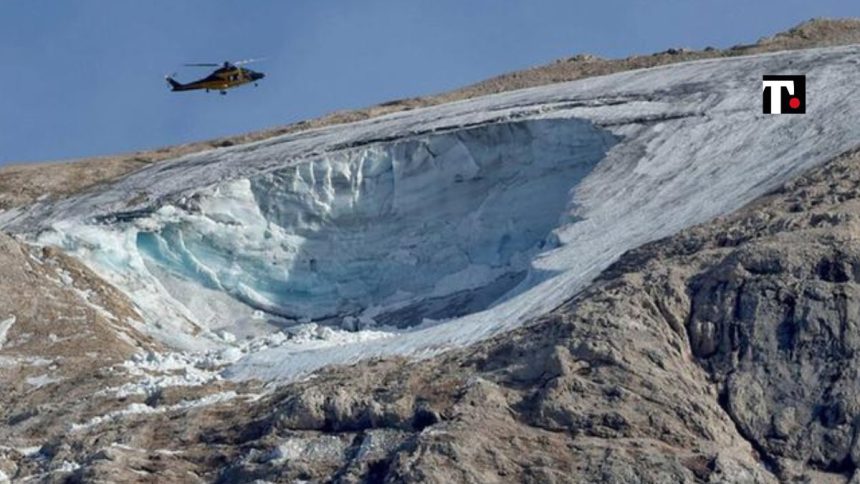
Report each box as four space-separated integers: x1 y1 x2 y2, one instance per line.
3 45 860 381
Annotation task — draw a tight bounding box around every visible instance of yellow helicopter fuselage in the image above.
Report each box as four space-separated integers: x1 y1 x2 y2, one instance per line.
166 65 265 94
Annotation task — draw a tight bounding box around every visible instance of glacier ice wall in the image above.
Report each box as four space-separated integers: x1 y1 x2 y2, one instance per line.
134 119 615 326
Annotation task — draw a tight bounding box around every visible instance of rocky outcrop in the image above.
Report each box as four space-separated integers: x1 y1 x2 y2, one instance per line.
600 147 860 481
681 151 860 481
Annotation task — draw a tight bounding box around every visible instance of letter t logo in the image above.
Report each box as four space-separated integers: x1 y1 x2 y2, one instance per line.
762 75 806 114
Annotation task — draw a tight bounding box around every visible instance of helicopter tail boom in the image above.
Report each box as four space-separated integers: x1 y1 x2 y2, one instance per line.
165 76 189 91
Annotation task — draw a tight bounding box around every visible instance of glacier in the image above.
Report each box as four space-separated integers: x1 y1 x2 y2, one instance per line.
132 119 616 327
3 45 860 380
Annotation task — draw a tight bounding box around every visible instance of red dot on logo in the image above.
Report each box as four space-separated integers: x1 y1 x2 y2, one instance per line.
789 97 801 109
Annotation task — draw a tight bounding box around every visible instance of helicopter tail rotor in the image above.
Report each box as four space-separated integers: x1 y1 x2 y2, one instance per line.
165 75 185 91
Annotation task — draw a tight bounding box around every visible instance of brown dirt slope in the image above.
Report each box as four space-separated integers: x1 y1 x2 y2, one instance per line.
0 233 158 368
1 17 859 211
0 232 162 470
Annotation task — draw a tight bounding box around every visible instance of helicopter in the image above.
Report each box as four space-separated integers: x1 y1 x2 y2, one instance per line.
165 59 265 95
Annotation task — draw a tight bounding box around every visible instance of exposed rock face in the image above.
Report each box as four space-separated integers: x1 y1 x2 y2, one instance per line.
600 147 860 481
680 152 860 480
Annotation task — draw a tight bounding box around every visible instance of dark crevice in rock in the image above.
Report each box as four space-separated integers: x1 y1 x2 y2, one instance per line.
365 458 392 483
411 405 441 431
816 258 851 283
715 382 781 475
818 455 855 476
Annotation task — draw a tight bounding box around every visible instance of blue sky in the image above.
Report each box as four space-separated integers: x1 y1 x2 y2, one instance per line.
1 1 858 165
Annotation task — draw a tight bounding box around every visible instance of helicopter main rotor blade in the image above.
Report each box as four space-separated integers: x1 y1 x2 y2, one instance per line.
184 63 220 67
233 57 266 66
